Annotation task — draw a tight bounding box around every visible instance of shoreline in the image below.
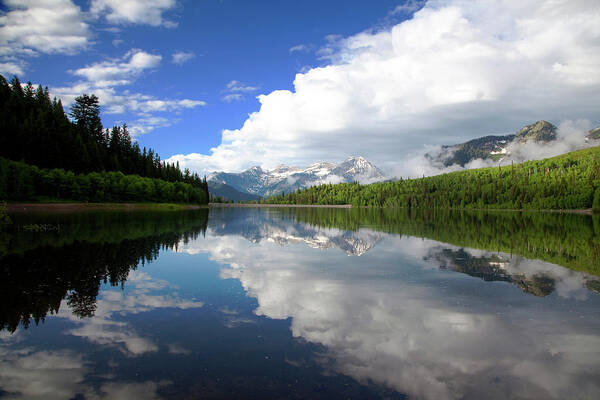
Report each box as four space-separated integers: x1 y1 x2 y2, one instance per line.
209 203 352 208
5 203 208 213
4 202 594 215
210 203 594 214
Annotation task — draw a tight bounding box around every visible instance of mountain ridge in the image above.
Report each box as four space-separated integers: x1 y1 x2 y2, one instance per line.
208 156 385 197
428 120 599 167
207 181 262 202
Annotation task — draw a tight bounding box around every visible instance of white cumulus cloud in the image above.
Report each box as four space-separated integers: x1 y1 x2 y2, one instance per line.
71 49 162 87
51 49 206 136
0 61 24 76
90 0 177 27
168 0 600 176
0 0 90 74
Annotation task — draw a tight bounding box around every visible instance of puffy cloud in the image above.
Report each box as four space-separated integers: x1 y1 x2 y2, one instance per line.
129 116 172 136
0 0 90 74
169 0 600 176
71 49 162 87
50 49 206 136
52 82 202 111
0 61 24 76
0 0 90 55
171 51 195 65
90 0 177 27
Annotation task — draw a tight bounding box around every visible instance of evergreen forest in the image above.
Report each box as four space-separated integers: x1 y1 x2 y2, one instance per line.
0 74 208 204
263 146 600 211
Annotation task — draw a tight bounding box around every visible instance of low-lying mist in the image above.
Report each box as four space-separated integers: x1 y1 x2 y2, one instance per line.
391 119 598 179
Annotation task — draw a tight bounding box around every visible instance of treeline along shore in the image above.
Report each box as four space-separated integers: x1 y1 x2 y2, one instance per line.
260 146 600 212
0 74 208 205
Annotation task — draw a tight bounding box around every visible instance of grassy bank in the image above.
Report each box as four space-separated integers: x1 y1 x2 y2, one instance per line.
5 202 208 213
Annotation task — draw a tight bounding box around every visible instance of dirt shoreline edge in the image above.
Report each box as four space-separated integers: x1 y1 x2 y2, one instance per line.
210 203 594 214
5 202 594 214
5 203 208 213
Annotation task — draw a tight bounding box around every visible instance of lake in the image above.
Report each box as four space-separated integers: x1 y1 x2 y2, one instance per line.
1 207 599 399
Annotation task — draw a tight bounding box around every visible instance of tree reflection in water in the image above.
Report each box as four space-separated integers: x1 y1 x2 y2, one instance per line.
0 209 208 332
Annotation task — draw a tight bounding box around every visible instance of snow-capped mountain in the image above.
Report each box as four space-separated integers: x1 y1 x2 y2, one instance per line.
208 156 385 197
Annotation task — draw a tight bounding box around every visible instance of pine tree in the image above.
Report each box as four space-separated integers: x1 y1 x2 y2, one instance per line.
69 94 103 141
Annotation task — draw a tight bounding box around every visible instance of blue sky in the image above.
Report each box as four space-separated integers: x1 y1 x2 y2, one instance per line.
1 0 599 176
0 0 416 159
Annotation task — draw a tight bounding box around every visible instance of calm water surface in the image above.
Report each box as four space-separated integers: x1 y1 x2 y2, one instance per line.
1 207 599 399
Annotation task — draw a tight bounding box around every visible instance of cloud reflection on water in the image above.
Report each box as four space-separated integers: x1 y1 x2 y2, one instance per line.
0 269 201 399
175 219 600 400
55 270 204 356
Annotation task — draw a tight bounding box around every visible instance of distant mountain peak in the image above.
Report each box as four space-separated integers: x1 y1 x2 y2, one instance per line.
208 156 385 197
426 120 599 168
514 120 557 142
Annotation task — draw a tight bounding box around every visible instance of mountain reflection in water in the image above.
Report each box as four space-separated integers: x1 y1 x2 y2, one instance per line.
1 207 599 400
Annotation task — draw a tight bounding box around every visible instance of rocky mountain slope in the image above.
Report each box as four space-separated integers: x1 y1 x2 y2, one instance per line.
208 156 384 197
207 181 262 202
428 120 599 167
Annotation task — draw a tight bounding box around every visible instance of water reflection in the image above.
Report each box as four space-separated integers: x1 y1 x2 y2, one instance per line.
1 207 599 399
190 208 600 399
208 207 383 256
0 342 166 400
207 207 600 297
57 270 204 356
0 210 208 332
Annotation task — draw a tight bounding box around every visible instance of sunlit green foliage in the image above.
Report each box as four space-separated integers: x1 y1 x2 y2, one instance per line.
594 187 600 213
0 157 208 204
0 74 209 203
264 146 600 210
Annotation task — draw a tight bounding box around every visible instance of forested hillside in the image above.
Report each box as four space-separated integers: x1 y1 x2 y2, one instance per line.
0 74 208 204
264 146 600 211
